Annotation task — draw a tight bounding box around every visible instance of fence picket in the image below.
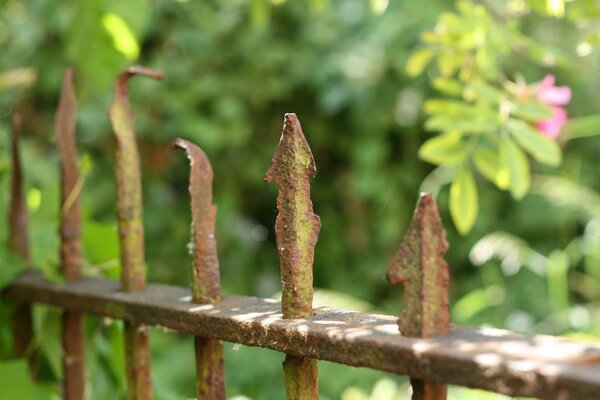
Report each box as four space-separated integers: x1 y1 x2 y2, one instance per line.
265 113 320 400
109 66 164 400
173 139 226 400
387 193 450 400
8 112 36 377
55 68 85 400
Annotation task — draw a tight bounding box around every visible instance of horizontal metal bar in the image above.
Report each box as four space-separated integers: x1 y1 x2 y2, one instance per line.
5 271 600 400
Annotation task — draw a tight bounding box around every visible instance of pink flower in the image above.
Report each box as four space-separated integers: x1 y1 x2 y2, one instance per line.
535 74 571 139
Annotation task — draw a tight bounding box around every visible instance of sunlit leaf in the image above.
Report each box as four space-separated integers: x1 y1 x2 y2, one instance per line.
508 119 562 166
102 13 140 60
473 146 509 189
406 48 435 77
450 168 478 235
501 136 530 199
418 131 467 165
432 77 462 96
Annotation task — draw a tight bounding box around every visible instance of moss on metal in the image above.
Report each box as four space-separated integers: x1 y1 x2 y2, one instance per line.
265 113 320 399
387 193 450 400
109 66 164 400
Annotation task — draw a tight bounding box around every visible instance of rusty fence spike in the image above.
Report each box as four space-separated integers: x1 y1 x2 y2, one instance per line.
55 68 85 400
8 112 36 377
173 138 225 400
265 113 320 400
386 192 450 400
9 113 29 260
109 66 163 400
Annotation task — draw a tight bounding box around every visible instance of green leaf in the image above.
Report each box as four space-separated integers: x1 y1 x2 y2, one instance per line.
561 115 600 141
0 361 50 399
406 48 435 77
418 132 467 165
450 168 478 235
432 78 462 96
473 146 509 189
507 119 562 166
501 136 530 199
511 101 554 122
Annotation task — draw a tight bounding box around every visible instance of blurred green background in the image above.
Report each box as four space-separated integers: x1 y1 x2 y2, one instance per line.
1 0 600 399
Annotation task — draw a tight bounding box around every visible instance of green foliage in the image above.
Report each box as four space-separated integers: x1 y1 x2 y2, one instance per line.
1 0 600 398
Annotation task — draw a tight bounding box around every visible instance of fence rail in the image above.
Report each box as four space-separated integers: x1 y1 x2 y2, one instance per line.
6 271 600 400
3 66 600 400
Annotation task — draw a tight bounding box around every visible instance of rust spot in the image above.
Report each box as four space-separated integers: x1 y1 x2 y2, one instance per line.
387 193 450 400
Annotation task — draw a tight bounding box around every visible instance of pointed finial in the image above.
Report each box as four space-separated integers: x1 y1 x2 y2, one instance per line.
387 193 450 400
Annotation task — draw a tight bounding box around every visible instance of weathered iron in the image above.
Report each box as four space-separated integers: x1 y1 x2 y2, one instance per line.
9 113 29 261
173 138 225 400
265 113 320 399
387 193 450 400
55 68 85 400
8 112 35 377
108 66 164 400
8 271 600 400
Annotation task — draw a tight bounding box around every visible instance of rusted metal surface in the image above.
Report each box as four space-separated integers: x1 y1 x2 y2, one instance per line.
7 271 600 400
55 68 85 400
109 66 163 400
8 113 29 260
265 113 320 399
387 193 450 400
108 66 164 292
8 113 36 376
172 139 221 303
173 138 225 400
265 113 320 320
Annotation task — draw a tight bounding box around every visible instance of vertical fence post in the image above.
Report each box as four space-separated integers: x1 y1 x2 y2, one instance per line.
8 112 36 377
386 193 450 400
173 139 226 400
265 113 320 400
55 68 85 400
109 66 164 400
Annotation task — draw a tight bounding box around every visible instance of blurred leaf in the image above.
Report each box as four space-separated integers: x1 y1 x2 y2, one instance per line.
469 231 547 276
406 48 435 77
0 68 37 89
532 175 600 218
450 168 478 235
501 136 530 199
418 131 467 165
432 77 463 96
473 146 509 189
507 119 562 166
101 13 140 60
561 115 600 141
0 361 50 399
511 101 554 122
